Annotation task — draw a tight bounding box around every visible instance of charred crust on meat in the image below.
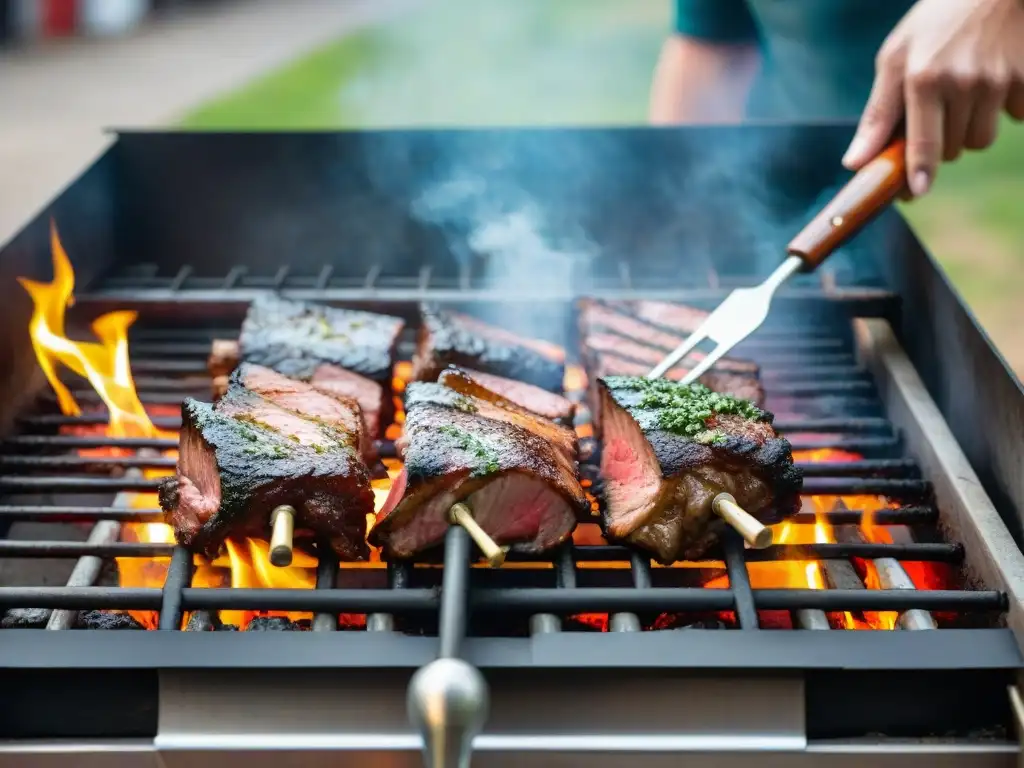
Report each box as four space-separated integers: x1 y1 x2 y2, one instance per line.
597 376 802 563
161 397 372 561
239 294 403 383
413 303 565 392
368 382 586 556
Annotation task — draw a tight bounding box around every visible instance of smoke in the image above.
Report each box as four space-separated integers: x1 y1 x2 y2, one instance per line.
412 172 597 297
357 121 860 351
399 144 603 344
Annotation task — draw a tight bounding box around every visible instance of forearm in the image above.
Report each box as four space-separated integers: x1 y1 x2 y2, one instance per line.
649 35 760 124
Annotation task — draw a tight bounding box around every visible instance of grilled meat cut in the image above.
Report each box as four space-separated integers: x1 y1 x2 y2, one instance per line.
446 368 576 425
207 294 404 438
598 376 801 563
578 299 759 376
158 390 374 561
229 362 376 463
412 304 565 392
370 379 586 559
577 299 764 425
601 299 716 335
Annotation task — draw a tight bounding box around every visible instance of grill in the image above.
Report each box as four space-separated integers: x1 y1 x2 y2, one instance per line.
1 127 1024 768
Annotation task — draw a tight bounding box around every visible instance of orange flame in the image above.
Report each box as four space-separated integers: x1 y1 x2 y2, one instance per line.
18 223 170 440
19 223 327 630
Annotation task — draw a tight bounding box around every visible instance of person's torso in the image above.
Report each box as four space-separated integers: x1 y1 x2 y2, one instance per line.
742 0 916 120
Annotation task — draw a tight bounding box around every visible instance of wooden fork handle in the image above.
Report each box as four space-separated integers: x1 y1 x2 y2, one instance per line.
786 138 907 270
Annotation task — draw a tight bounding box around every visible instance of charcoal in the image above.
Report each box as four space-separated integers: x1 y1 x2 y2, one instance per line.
245 616 303 631
2 607 52 629
76 610 145 630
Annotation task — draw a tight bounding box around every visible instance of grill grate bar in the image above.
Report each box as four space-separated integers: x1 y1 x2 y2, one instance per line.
315 265 334 291
223 266 247 289
1 435 178 450
0 455 178 471
609 552 652 632
272 266 291 290
0 584 1003 614
158 547 192 631
313 553 340 632
723 533 759 629
0 503 940 526
0 507 165 523
0 587 163 609
0 540 963 562
168 266 193 292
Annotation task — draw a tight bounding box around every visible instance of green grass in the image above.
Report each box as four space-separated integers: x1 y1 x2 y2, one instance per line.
181 0 1024 367
182 0 668 129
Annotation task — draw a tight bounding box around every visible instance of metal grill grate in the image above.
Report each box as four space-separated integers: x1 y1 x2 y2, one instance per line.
0 272 1009 639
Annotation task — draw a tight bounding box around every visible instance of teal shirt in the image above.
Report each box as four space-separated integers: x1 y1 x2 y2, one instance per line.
675 0 916 120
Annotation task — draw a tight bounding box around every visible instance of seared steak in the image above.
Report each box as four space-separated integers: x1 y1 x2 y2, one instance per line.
601 299 715 336
158 393 374 561
230 362 375 463
579 300 757 374
598 376 801 563
412 304 565 392
577 300 764 423
370 381 586 559
446 367 576 425
207 295 402 438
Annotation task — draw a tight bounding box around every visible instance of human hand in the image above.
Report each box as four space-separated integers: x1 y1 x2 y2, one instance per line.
842 0 1024 197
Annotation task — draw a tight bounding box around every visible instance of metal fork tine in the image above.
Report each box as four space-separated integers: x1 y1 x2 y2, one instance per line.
679 342 731 385
646 326 709 380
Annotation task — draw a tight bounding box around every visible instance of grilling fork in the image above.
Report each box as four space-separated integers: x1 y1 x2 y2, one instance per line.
648 138 907 381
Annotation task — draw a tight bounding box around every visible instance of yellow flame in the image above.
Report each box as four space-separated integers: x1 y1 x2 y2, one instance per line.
214 539 316 628
17 221 169 440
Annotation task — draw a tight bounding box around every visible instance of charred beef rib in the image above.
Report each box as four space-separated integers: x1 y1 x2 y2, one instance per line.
370 377 586 559
449 368 576 425
229 362 376 463
598 376 802 563
208 294 404 438
412 304 565 393
158 388 374 561
578 299 764 410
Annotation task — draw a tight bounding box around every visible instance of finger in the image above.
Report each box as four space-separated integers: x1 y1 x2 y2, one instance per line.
844 53 905 169
942 86 974 162
905 71 945 196
965 73 1009 151
1006 81 1024 122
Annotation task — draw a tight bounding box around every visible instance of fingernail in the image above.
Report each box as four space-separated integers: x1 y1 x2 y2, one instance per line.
842 137 866 168
909 170 931 197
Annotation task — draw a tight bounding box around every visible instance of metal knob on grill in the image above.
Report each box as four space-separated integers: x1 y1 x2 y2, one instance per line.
407 657 489 768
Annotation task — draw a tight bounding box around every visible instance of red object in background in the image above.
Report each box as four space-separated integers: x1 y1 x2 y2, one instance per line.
43 0 77 37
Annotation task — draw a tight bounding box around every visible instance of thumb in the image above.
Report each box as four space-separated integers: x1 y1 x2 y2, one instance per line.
844 57 905 169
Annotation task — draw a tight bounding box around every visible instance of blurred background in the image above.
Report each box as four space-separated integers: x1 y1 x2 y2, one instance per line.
1 0 1022 369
